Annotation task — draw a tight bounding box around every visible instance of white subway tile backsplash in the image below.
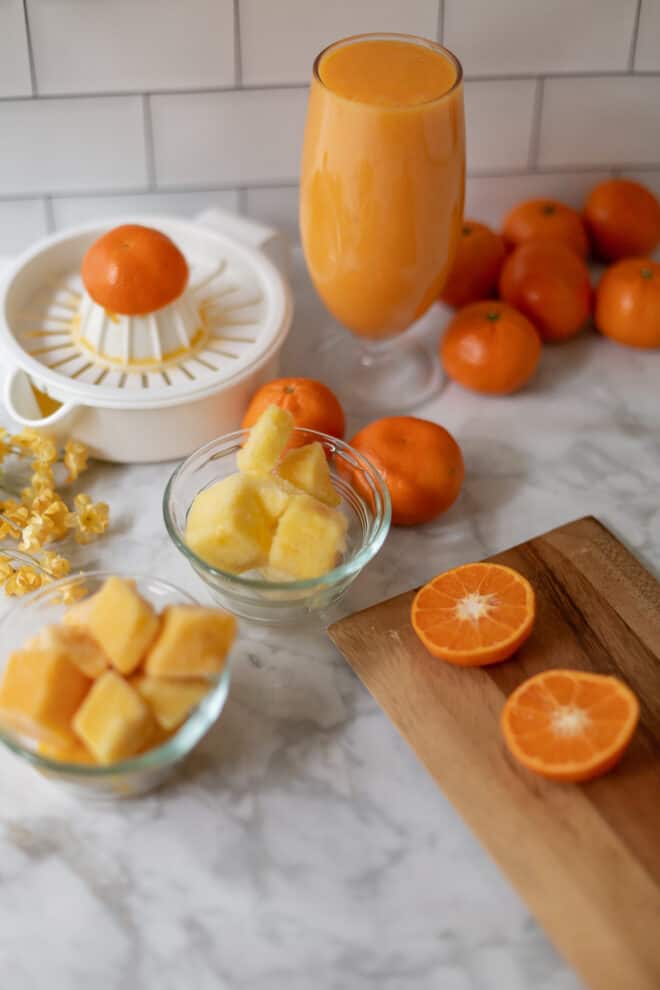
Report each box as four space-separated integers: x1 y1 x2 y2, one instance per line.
464 80 537 172
444 0 637 76
0 199 49 253
151 89 307 188
635 0 660 70
464 171 612 229
245 186 299 241
239 0 440 85
539 76 660 168
0 97 148 196
0 0 32 96
51 189 239 230
27 0 235 94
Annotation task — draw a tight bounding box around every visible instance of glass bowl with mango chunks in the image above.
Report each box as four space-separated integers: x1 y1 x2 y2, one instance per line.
0 572 233 798
164 417 391 624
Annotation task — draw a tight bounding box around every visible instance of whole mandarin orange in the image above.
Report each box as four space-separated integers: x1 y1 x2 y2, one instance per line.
440 220 506 308
584 179 660 262
441 301 541 395
82 224 188 316
498 239 592 343
595 258 660 349
348 416 464 526
242 377 345 445
502 199 589 258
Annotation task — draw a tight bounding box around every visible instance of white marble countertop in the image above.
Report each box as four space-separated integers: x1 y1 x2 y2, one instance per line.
1 243 659 990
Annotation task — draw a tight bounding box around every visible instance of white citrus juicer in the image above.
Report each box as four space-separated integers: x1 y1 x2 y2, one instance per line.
0 212 292 463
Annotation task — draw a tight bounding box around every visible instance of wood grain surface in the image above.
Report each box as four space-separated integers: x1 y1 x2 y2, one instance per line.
328 516 660 990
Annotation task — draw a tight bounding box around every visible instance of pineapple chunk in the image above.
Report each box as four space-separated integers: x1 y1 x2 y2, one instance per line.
0 647 90 742
253 475 297 522
145 605 236 679
277 441 341 507
185 473 273 573
73 670 155 765
132 675 211 731
30 624 109 678
38 735 96 765
86 577 160 675
269 493 348 580
237 404 294 475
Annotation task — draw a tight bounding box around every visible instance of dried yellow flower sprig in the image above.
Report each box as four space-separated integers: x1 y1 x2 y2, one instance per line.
0 429 109 597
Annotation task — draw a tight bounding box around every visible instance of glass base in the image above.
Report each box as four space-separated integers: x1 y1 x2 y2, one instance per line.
348 339 444 412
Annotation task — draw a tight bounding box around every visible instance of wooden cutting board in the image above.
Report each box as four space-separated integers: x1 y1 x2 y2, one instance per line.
328 516 660 990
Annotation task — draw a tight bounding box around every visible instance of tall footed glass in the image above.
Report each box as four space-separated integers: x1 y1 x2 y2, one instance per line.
300 33 465 409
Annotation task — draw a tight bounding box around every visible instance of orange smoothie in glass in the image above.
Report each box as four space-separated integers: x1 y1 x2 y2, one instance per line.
300 35 465 340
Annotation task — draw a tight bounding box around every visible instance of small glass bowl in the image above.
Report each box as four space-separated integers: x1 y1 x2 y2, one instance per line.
0 571 232 799
163 428 391 623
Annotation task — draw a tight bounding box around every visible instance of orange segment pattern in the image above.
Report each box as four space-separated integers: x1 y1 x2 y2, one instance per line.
501 669 640 782
411 562 536 666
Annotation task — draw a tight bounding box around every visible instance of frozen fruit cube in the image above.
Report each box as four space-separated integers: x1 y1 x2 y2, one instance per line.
31 625 108 678
185 473 273 573
145 605 236 679
86 577 160 675
277 441 341 507
237 404 294 475
73 670 155 765
132 675 211 731
62 593 97 628
268 493 348 580
38 735 96 765
253 476 297 522
0 647 91 742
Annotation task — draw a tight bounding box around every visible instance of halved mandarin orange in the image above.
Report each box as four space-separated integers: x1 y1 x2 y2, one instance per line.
411 562 535 666
501 669 639 783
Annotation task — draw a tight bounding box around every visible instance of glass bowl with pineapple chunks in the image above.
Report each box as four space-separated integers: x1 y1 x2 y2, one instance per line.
0 572 234 798
164 405 392 623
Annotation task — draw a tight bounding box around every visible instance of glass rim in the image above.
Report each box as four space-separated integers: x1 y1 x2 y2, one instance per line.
163 426 392 593
0 569 232 777
312 32 463 109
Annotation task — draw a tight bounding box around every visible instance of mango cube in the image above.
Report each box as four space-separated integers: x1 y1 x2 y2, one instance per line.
269 493 348 580
31 624 109 678
277 441 341 507
73 670 155 764
86 577 160 675
62 594 97 628
132 675 211 731
38 735 96 765
237 404 294 475
0 648 90 741
145 605 236 679
185 474 273 573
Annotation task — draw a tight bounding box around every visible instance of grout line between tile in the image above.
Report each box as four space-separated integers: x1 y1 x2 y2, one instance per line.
628 0 643 71
233 0 243 86
437 0 445 44
142 95 157 189
43 196 55 233
0 82 310 104
527 78 545 170
21 0 37 95
1 164 659 207
0 70 659 106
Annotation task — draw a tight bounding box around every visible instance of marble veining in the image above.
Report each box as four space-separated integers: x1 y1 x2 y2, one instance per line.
1 244 659 990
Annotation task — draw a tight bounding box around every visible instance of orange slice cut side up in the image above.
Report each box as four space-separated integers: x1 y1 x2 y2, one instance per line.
501 669 640 783
411 562 536 666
